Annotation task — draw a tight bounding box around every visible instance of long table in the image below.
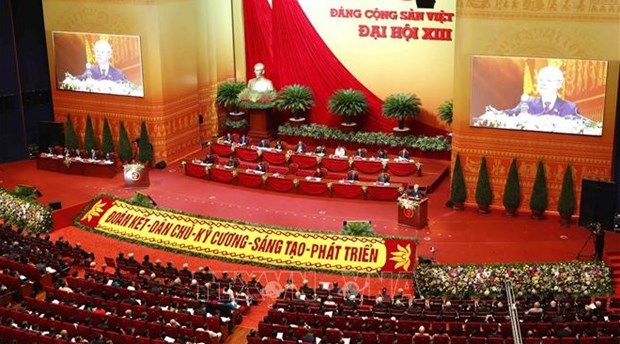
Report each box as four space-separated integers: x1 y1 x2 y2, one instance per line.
185 161 403 201
210 142 420 176
36 155 117 178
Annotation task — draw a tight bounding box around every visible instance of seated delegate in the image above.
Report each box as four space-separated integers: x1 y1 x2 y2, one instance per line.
377 149 388 159
398 148 410 160
238 135 250 146
294 141 306 153
257 139 270 149
315 145 326 155
333 145 346 158
346 168 359 181
354 148 366 158
377 172 390 183
312 168 324 179
274 140 285 151
225 158 240 168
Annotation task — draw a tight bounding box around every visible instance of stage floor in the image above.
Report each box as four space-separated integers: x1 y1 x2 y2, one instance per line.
2 158 618 266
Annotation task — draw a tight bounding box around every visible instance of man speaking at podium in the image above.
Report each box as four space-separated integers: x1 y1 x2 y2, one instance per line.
406 184 424 200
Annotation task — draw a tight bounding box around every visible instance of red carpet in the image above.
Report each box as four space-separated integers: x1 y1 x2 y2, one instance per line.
2 158 620 329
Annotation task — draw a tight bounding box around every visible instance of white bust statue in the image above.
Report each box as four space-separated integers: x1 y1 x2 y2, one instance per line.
247 62 274 93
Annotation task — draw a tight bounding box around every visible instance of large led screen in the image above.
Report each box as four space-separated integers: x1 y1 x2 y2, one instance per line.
470 56 607 136
53 31 144 97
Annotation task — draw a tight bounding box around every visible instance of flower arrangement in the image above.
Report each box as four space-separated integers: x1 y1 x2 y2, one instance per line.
415 261 613 299
238 88 276 109
398 197 420 210
0 188 53 233
278 123 451 152
472 109 602 136
59 73 144 97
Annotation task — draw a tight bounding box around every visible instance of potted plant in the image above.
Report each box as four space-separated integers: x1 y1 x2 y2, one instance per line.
275 84 315 126
529 160 548 219
438 99 453 126
64 114 79 150
83 114 98 152
118 122 133 164
328 88 368 132
342 221 376 237
138 121 153 165
222 119 249 135
450 153 466 210
216 80 246 119
557 165 575 226
382 93 422 134
475 156 493 214
101 118 115 155
503 158 521 217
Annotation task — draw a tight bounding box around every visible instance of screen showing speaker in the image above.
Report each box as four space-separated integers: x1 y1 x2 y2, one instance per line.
53 31 144 97
470 56 607 136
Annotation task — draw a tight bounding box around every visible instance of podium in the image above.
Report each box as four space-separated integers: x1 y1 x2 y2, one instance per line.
123 163 150 187
247 108 277 140
398 197 428 229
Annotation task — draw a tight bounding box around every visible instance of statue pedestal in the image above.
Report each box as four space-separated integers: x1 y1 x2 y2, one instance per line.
248 108 277 140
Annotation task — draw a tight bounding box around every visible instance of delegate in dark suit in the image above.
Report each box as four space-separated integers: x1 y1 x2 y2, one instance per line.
79 64 126 82
503 96 582 119
377 173 390 183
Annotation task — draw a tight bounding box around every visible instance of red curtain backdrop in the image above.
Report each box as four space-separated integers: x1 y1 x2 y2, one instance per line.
271 0 389 131
243 0 447 135
242 0 275 86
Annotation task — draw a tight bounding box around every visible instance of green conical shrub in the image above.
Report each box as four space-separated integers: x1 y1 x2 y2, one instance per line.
101 118 115 154
138 121 153 164
503 158 521 210
529 160 548 214
83 114 97 151
475 156 493 211
118 122 132 163
557 165 576 219
450 153 467 205
64 114 79 149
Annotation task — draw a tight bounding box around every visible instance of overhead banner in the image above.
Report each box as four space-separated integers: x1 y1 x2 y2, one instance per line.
75 196 416 274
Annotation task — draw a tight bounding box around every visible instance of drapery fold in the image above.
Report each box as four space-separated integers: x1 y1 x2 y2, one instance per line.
243 0 447 136
242 0 274 86
271 0 389 131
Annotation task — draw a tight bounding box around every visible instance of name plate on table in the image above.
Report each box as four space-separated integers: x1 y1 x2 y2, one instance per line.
123 163 150 187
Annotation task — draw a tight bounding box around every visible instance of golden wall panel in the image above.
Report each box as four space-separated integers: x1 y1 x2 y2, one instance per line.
44 0 238 164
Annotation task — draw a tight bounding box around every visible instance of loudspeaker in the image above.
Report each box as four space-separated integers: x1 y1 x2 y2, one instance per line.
49 201 62 210
38 121 64 150
155 161 167 169
579 179 617 230
416 0 436 9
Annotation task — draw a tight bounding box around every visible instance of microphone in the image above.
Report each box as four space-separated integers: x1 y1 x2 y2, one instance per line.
85 63 92 79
